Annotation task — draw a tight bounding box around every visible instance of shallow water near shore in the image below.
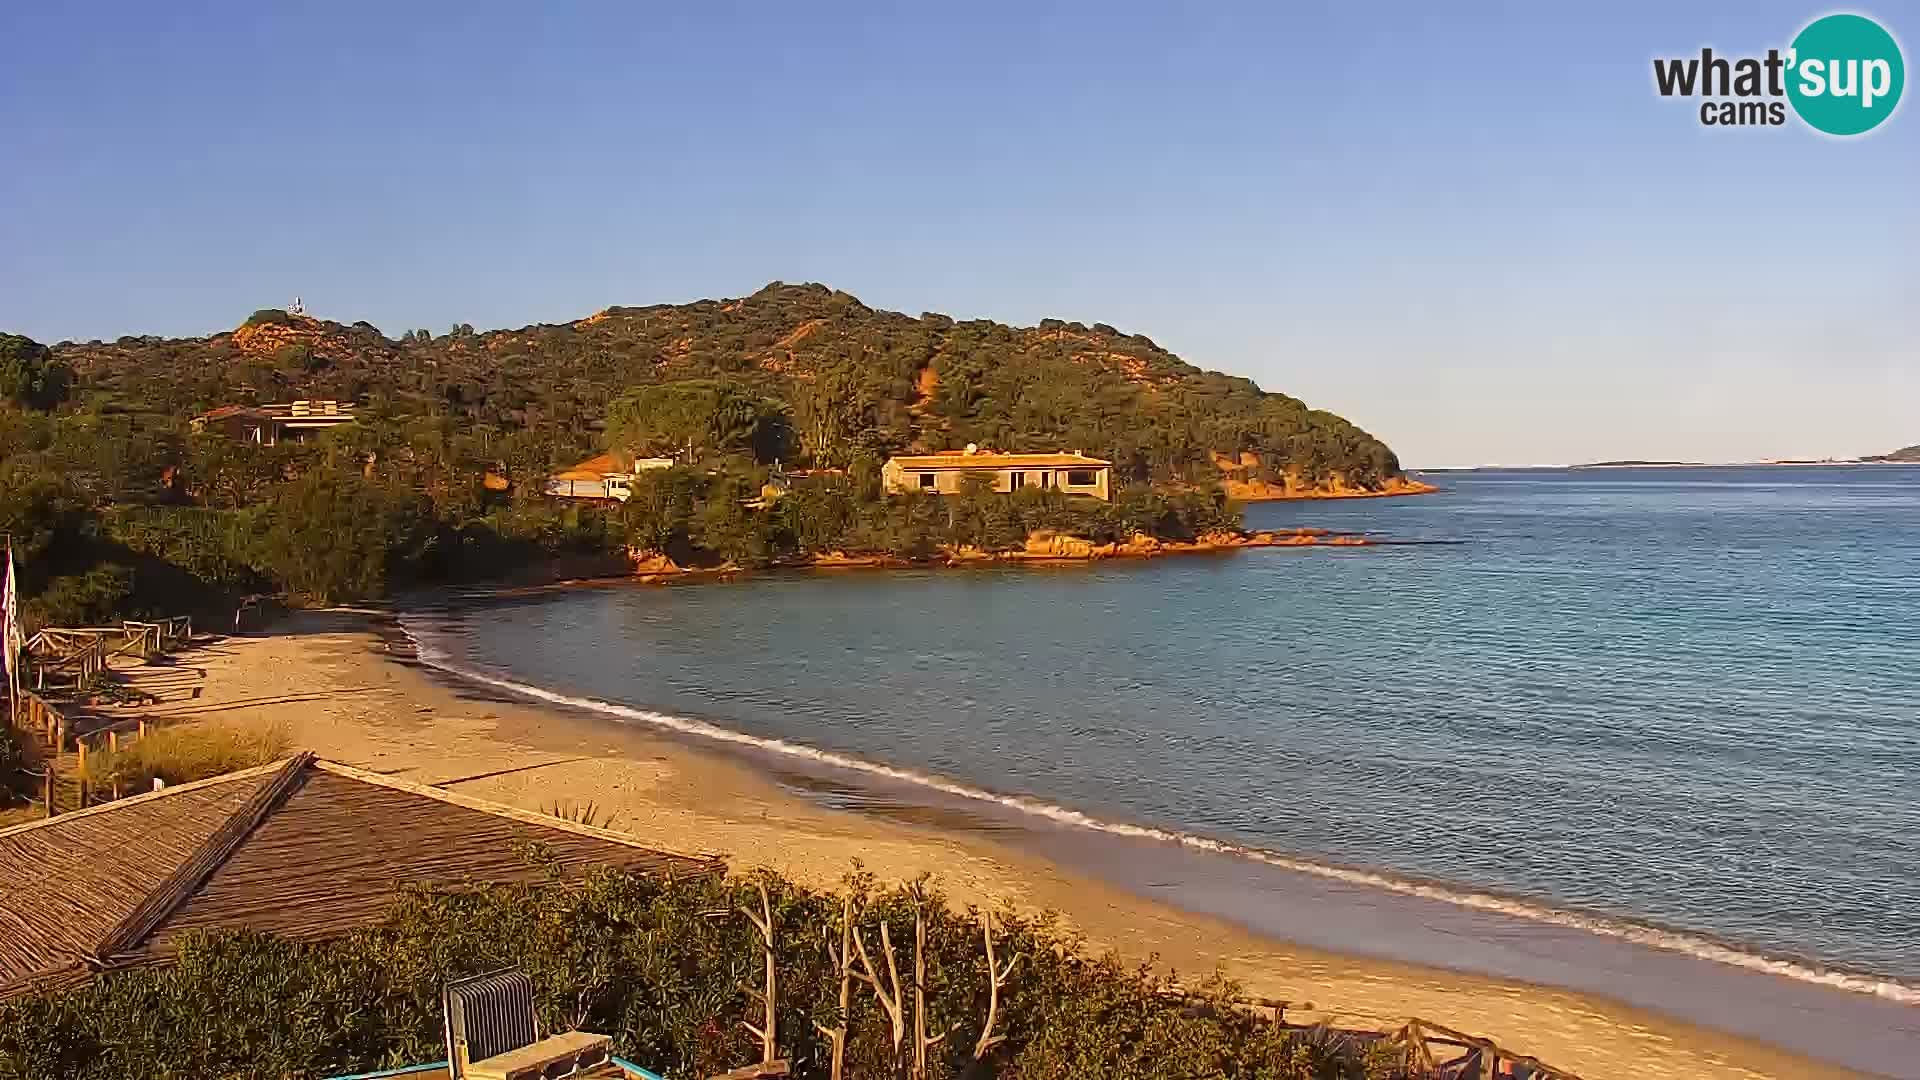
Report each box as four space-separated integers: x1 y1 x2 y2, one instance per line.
402 465 1920 1074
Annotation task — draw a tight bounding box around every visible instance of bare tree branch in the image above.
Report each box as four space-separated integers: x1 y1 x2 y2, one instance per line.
731 879 779 1069
812 894 855 1080
972 909 1022 1060
851 910 906 1053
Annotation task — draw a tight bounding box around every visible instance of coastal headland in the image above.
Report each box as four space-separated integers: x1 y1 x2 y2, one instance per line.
104 610 1866 1080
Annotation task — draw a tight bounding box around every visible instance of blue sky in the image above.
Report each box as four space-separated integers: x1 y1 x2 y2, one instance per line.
2 2 1914 466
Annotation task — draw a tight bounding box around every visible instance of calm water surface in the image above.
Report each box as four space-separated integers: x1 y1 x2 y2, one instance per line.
412 466 1920 989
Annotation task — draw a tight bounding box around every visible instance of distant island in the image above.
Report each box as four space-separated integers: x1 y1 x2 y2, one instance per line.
1861 444 1920 463
1503 449 1920 470
1574 459 1702 468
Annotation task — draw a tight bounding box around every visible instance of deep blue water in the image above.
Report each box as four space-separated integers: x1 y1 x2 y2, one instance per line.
413 466 1920 988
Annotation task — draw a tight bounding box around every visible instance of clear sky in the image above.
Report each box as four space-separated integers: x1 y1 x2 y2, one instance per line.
3 2 1914 466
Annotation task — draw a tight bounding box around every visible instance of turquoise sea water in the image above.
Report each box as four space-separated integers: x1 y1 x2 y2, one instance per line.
408 466 1920 997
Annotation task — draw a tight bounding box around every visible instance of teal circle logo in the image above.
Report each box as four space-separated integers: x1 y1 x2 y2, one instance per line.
1787 14 1904 135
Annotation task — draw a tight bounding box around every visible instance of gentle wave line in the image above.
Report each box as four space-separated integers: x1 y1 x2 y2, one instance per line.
400 617 1920 1006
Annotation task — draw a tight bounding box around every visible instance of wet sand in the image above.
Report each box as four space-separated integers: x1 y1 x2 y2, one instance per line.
133 613 1896 1080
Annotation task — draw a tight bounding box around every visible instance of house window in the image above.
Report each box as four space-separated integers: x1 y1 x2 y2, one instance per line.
1010 471 1026 489
1067 469 1097 486
918 472 936 489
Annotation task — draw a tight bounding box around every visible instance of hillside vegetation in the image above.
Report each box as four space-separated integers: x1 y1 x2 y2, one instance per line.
0 284 1408 628
52 282 1402 490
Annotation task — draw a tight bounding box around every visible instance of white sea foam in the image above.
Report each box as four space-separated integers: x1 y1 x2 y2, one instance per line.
400 615 1920 1007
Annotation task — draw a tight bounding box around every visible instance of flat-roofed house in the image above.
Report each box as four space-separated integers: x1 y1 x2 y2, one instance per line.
191 400 356 445
882 446 1112 501
543 452 675 502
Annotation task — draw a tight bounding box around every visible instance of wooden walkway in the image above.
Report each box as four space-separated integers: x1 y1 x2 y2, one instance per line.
6 617 205 819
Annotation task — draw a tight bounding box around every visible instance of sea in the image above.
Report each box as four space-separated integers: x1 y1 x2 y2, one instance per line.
402 465 1920 1075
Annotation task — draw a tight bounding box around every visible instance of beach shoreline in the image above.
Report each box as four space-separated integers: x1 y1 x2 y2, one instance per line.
114 610 1882 1080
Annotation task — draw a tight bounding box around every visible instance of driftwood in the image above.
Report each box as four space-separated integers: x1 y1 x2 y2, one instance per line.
739 880 779 1064
812 894 855 1080
971 910 1020 1061
705 1062 790 1080
711 879 790 1080
907 883 959 1080
850 905 908 1057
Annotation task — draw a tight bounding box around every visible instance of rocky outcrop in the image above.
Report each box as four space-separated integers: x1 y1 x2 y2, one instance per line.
230 313 363 365
1211 451 1437 501
1221 473 1437 501
628 550 683 576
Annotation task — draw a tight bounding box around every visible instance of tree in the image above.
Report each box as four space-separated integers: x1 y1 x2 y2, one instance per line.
0 334 72 410
257 473 436 603
605 379 791 464
620 467 702 560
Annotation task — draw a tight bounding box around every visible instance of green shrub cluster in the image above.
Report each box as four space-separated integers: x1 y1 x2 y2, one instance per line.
0 868 1402 1080
622 470 1243 568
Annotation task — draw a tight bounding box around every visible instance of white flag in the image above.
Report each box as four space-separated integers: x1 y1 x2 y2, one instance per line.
3 542 19 705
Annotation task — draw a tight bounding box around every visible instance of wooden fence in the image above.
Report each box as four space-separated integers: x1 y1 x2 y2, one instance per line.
1386 1018 1585 1079
9 686 170 817
7 614 197 818
22 617 194 691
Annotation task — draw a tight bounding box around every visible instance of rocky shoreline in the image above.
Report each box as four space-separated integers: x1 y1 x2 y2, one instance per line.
1224 474 1440 502
625 526 1384 583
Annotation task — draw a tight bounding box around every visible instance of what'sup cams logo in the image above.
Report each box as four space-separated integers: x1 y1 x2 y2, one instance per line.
1654 12 1904 134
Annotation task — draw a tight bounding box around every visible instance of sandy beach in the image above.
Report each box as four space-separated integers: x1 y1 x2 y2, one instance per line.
123 611 1862 1080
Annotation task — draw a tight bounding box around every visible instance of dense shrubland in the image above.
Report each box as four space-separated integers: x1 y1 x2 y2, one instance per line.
0 868 1401 1080
53 284 1402 489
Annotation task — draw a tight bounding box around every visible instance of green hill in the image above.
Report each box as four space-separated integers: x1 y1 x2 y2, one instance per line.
0 284 1417 625
49 282 1405 491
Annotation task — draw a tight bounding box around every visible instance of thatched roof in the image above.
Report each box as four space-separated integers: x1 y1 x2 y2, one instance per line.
0 754 724 999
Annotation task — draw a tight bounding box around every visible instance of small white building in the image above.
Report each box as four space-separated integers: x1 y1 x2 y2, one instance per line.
543 452 674 502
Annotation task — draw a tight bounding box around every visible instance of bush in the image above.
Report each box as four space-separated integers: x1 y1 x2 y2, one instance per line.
24 565 134 629
105 507 267 596
0 335 71 411
257 473 437 604
0 870 1398 1080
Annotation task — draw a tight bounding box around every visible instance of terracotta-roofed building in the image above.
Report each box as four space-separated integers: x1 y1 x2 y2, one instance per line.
883 446 1112 501
544 452 675 502
0 753 722 1001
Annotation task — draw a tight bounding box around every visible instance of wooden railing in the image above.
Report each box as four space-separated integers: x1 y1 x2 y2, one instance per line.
15 688 70 750
1387 1018 1585 1079
22 616 195 690
28 637 106 689
8 688 170 816
9 614 196 817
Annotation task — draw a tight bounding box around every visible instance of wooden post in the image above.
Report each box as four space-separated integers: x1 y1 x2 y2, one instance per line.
43 769 54 818
76 738 88 807
138 719 148 739
108 730 119 752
